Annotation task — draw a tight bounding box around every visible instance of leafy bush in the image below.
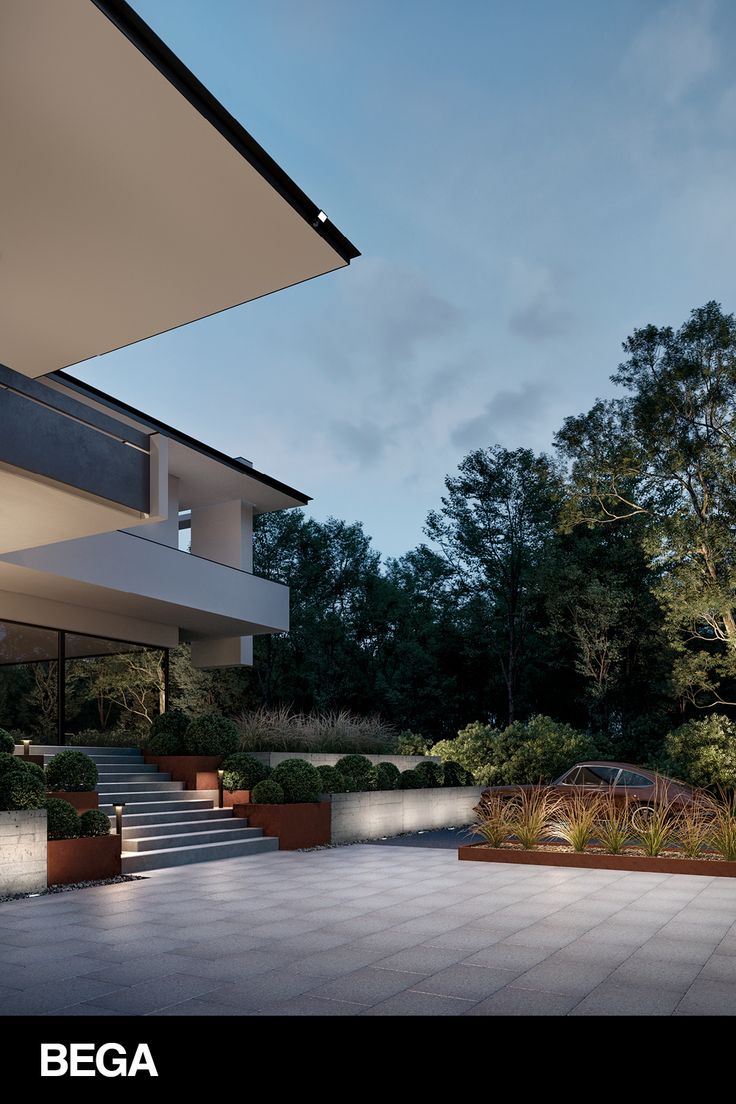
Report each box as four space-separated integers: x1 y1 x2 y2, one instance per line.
80 809 111 837
399 768 425 789
0 759 46 811
68 729 147 748
46 750 98 792
251 779 284 804
317 765 348 793
46 798 80 840
431 716 600 786
237 707 395 753
375 762 401 790
664 715 736 790
222 752 270 792
442 760 472 787
271 758 322 803
335 754 378 792
413 760 444 788
147 710 191 755
183 714 239 756
396 731 431 755
0 729 15 755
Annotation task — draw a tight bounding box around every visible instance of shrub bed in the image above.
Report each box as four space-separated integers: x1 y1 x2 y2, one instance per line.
46 750 98 792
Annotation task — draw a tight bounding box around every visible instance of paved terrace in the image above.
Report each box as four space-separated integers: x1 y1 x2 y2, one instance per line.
1 843 736 1016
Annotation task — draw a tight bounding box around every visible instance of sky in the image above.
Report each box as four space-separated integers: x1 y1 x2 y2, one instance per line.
74 0 736 560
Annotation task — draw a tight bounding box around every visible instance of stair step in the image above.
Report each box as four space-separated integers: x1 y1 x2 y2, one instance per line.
95 771 172 783
98 798 214 815
122 815 243 839
124 827 263 852
121 835 279 872
97 782 185 793
119 808 235 828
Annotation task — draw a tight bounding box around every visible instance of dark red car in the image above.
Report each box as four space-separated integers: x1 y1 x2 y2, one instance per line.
482 761 697 830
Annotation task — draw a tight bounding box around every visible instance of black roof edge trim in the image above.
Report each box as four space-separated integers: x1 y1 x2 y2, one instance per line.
53 371 312 506
90 0 360 265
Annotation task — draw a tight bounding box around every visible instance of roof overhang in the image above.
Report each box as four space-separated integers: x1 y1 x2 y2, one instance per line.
0 0 359 379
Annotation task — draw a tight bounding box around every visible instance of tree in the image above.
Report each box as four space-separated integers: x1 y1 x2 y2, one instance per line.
425 447 560 724
556 302 736 712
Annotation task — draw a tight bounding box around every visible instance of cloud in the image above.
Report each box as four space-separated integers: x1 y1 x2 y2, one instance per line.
507 258 573 342
621 0 718 105
329 417 394 465
451 382 554 450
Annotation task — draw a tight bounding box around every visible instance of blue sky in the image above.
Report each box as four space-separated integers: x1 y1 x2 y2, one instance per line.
76 0 736 559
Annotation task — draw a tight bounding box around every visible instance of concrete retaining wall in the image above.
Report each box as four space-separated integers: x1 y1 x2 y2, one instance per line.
330 786 483 844
248 751 438 772
0 809 47 894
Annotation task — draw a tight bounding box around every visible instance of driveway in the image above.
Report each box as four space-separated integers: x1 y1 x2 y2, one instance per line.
1 844 735 1015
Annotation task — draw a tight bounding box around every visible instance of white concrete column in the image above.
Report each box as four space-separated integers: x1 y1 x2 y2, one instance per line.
124 474 180 548
190 499 253 570
190 635 253 668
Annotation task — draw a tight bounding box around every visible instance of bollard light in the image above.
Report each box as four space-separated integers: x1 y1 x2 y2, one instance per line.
217 769 225 809
114 802 126 836
22 739 31 757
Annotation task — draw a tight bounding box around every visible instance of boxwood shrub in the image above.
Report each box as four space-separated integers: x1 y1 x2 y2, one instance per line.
46 798 80 840
335 754 378 792
271 758 322 803
399 768 425 789
46 750 98 792
0 729 15 755
442 760 472 787
251 778 284 804
0 759 46 810
317 764 348 793
147 710 191 755
222 752 270 792
413 760 444 788
183 714 239 756
376 762 401 790
79 809 112 837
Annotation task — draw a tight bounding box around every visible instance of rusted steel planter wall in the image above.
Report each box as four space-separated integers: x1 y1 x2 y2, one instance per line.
458 843 736 878
47 835 122 886
233 802 331 850
143 754 221 791
46 791 99 813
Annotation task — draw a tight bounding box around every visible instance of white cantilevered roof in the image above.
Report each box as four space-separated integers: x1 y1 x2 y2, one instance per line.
0 0 358 379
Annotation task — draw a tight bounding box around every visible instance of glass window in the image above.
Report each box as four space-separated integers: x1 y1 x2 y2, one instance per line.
557 768 581 785
617 770 651 787
575 765 621 786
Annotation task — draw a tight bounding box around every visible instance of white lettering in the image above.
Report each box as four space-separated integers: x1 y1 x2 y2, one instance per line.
70 1044 96 1077
96 1043 127 1077
128 1043 158 1078
40 1044 67 1078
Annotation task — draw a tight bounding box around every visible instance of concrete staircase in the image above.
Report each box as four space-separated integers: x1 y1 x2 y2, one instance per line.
38 745 278 872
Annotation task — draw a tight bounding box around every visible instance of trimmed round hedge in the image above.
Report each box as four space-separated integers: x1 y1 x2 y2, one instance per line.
0 759 46 811
270 758 322 803
0 729 15 755
46 750 98 792
442 759 472 787
183 714 239 756
147 709 191 755
79 809 111 837
375 762 401 790
399 768 425 789
317 764 348 793
222 752 270 792
413 760 444 788
46 798 80 840
335 754 378 792
251 779 284 804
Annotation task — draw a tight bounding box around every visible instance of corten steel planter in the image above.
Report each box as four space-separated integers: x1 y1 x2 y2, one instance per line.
223 789 250 808
143 754 222 791
46 791 99 813
458 842 736 878
47 835 122 886
233 801 331 850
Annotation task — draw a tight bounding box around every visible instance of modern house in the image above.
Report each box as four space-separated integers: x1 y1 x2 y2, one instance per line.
0 0 359 741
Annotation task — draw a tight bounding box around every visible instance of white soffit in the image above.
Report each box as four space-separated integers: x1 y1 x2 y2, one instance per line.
0 0 357 378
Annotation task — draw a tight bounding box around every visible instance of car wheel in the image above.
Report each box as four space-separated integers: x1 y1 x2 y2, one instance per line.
631 805 656 833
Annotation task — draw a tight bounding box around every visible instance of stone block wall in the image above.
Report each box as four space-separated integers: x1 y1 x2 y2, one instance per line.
330 787 483 844
0 809 47 894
